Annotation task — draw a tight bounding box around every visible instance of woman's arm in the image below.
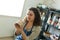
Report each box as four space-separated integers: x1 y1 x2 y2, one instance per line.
28 26 41 40
15 24 28 40
21 31 28 40
14 17 27 40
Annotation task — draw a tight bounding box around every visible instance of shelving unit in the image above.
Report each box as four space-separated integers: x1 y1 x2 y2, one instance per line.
37 5 60 40
45 10 60 36
43 9 60 40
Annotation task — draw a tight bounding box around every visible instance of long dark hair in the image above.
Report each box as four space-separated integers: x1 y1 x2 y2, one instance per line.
29 7 42 26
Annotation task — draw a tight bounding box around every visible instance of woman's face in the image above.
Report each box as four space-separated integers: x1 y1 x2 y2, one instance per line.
26 10 35 22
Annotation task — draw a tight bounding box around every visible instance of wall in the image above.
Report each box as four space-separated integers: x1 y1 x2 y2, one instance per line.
0 15 20 37
42 0 60 10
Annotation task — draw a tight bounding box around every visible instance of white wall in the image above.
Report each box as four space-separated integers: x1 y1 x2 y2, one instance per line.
42 0 60 10
51 0 60 10
0 15 20 37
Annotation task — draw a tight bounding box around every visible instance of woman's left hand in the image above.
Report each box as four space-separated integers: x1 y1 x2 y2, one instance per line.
17 26 24 33
15 24 24 34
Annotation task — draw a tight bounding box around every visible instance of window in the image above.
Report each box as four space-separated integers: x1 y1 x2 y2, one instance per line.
0 0 25 17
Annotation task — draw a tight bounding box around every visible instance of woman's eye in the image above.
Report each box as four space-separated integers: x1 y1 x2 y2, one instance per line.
27 13 32 16
30 14 32 16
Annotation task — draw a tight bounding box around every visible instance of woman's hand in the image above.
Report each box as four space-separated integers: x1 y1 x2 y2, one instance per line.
15 23 24 33
19 26 23 33
15 26 24 35
15 29 20 35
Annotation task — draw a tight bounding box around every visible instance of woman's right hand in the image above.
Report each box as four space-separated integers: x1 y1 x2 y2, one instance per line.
15 29 21 35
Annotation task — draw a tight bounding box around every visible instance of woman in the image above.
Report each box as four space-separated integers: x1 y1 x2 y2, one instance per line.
15 7 42 40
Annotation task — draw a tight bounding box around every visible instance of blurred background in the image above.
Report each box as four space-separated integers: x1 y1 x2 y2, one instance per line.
0 0 60 40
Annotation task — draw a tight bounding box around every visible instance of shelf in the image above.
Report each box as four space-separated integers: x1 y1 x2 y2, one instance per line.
46 23 60 30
